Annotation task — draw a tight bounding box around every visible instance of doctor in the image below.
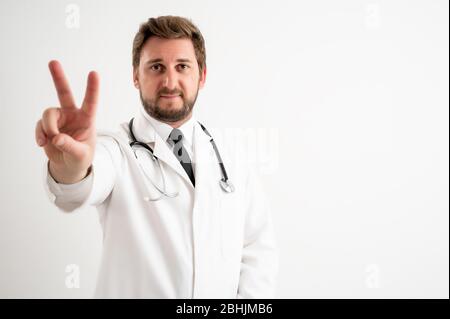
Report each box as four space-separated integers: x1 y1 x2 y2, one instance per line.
35 16 278 298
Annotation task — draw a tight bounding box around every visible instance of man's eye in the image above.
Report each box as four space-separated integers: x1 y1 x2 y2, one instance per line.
150 64 163 71
150 64 189 72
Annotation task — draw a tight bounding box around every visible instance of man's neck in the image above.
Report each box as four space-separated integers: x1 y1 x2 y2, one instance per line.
164 113 193 129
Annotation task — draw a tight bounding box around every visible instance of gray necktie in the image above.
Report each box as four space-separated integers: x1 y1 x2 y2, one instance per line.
168 128 195 187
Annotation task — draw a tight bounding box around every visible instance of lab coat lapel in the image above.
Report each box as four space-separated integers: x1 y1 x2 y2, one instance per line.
193 122 220 198
132 111 194 189
192 121 225 290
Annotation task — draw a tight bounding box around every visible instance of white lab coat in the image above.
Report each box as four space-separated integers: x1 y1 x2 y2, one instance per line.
44 109 278 298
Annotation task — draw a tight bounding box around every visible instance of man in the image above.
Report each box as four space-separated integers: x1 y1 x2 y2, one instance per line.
35 16 278 298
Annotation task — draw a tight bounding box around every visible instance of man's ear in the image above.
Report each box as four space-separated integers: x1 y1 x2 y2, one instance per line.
133 68 139 89
199 65 207 89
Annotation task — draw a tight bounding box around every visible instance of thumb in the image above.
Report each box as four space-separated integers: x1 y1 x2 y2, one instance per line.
52 133 88 159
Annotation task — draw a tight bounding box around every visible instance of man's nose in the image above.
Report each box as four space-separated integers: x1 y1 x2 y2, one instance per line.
162 70 178 90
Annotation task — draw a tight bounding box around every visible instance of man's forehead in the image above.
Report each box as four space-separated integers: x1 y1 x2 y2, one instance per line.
141 37 196 60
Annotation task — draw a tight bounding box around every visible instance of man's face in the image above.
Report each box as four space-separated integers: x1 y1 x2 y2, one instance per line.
134 37 206 123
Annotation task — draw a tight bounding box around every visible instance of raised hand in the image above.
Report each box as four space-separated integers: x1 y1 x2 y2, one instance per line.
35 60 100 183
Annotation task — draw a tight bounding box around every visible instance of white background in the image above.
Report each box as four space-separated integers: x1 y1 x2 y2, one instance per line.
0 0 448 298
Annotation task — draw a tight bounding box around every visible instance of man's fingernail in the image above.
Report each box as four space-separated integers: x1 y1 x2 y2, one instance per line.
37 138 43 146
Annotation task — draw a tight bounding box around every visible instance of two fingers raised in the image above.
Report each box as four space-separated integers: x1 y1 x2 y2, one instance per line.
48 60 99 117
36 61 99 148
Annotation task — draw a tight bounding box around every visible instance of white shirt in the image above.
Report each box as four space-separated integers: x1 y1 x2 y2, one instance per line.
43 108 278 298
142 107 196 173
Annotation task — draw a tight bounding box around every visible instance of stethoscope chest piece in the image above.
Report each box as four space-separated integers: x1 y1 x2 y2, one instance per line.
220 179 235 193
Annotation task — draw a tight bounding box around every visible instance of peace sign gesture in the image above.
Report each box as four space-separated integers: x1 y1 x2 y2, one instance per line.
35 60 100 183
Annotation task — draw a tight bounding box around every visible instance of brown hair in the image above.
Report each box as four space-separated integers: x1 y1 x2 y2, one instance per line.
132 16 206 75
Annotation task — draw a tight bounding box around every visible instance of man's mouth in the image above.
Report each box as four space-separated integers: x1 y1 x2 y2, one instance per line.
160 95 180 99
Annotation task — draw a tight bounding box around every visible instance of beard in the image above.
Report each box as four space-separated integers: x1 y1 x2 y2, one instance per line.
140 86 200 123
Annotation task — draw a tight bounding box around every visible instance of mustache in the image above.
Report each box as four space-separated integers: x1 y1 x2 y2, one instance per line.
159 88 183 96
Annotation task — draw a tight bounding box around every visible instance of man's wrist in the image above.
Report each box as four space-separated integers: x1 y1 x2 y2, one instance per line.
48 161 92 184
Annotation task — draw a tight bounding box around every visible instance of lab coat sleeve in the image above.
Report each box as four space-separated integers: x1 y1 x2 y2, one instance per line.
43 136 121 213
237 167 279 298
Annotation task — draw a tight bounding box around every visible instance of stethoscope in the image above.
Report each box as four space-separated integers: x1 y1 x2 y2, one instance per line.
128 118 235 201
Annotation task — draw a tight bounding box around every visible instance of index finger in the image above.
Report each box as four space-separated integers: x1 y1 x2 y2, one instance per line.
48 60 77 109
81 71 100 117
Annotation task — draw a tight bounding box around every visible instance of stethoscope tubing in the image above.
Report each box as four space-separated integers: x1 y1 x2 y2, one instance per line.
128 117 234 198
